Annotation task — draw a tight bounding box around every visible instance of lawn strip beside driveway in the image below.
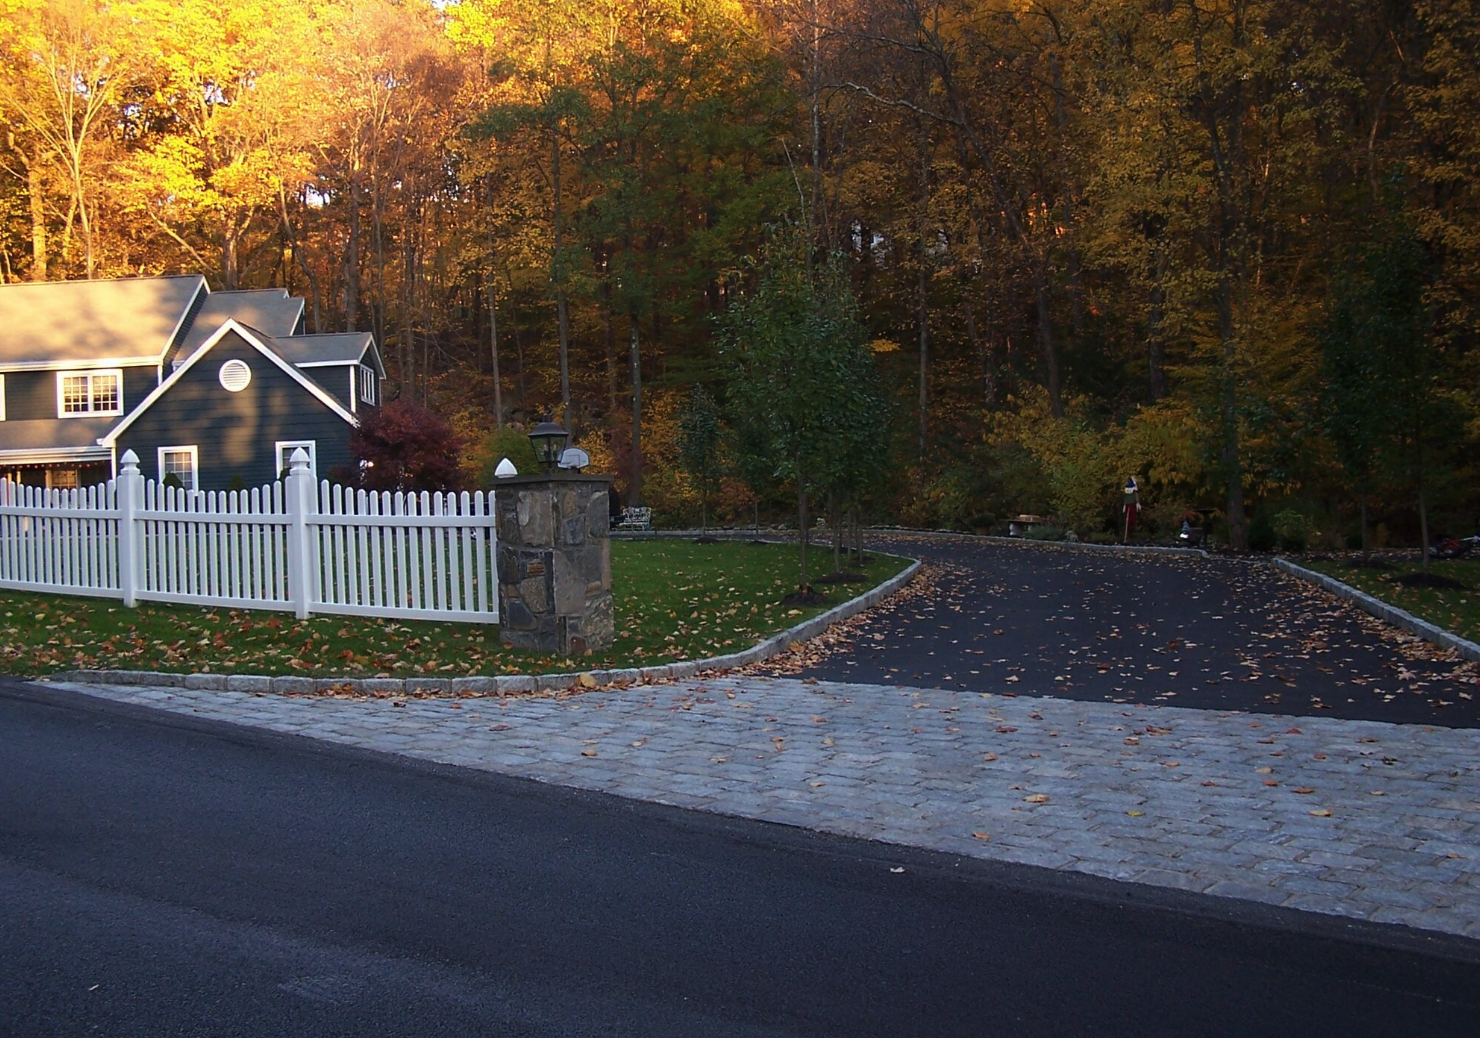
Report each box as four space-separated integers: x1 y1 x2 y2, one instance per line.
50 557 921 696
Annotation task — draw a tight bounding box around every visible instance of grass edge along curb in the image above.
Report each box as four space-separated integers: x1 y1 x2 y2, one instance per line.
46 558 923 696
865 527 1214 558
1274 557 1480 664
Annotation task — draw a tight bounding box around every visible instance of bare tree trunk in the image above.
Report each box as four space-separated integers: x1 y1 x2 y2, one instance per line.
797 476 810 591
278 186 322 332
485 175 503 428
1147 248 1168 401
629 315 643 507
222 222 239 289
344 171 361 332
916 128 931 457
75 167 94 279
1034 272 1063 417
600 251 618 417
552 130 571 428
371 174 388 349
1215 278 1247 550
505 260 528 410
830 491 841 572
27 147 46 281
962 290 995 408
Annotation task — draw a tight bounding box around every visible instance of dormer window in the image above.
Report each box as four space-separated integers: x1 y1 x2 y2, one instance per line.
57 369 122 417
358 364 377 405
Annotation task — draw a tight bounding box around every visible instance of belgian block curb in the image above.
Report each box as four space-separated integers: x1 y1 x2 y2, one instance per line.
48 559 922 697
1274 557 1480 663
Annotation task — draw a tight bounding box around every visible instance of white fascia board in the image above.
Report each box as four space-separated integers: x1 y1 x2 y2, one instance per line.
0 357 162 373
0 445 112 464
99 319 358 447
296 360 355 368
161 276 209 359
364 339 387 378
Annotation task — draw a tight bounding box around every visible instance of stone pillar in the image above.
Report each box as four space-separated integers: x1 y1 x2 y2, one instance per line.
495 474 614 655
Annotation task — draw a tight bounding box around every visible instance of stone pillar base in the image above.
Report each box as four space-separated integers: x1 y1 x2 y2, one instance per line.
495 475 613 655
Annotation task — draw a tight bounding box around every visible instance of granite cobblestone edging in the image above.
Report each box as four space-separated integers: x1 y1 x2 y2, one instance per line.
1275 558 1480 664
43 674 1480 942
48 559 922 696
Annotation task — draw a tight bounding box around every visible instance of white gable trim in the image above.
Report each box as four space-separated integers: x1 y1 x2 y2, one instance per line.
162 277 209 360
99 319 358 446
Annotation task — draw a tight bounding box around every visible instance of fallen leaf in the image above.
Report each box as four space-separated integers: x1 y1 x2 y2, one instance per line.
489 723 511 731
1368 790 1385 796
1309 808 1333 817
581 749 597 758
890 866 905 874
1293 787 1315 794
982 752 998 762
1255 766 1273 775
1024 794 1050 804
1126 810 1144 817
972 831 991 840
1263 779 1279 787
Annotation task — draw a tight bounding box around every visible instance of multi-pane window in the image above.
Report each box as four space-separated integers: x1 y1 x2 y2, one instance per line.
358 365 377 405
58 370 122 416
276 440 316 480
158 446 197 491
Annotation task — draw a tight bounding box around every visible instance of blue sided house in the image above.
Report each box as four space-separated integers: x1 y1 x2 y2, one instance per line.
0 275 385 491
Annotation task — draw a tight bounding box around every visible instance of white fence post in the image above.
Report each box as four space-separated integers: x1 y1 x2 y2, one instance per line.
117 450 143 606
284 448 316 619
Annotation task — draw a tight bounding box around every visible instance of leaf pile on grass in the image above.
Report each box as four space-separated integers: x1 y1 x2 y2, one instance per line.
1307 558 1480 644
0 541 909 679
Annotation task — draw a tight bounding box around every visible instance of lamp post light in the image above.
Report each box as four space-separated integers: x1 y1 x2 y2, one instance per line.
528 416 569 474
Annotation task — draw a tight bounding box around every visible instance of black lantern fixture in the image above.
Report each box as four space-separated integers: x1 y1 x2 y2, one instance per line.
528 415 569 474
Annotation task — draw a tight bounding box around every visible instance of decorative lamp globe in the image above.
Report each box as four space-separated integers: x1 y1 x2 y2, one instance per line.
528 417 569 473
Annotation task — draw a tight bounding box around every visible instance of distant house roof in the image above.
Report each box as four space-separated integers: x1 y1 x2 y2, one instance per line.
171 289 304 366
272 331 383 375
0 275 206 370
0 417 115 463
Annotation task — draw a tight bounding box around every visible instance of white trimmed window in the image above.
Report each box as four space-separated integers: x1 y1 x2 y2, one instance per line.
57 369 123 417
358 365 377 405
46 468 80 490
158 446 198 491
275 439 317 480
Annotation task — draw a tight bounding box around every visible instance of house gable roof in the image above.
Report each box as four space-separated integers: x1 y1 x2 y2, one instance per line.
0 275 206 370
171 289 305 367
273 332 385 376
100 319 358 446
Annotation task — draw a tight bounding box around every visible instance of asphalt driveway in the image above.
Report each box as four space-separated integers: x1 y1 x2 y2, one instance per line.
760 536 1480 728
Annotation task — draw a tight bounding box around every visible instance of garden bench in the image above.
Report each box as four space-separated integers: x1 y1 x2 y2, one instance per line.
616 506 653 532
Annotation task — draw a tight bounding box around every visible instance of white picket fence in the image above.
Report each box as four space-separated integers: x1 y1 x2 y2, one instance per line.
0 449 499 623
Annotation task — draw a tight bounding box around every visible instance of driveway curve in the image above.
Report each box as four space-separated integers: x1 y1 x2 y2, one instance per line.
753 536 1480 729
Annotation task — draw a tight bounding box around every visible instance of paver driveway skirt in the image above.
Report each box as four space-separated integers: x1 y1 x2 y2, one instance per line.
775 536 1480 728
47 676 1480 942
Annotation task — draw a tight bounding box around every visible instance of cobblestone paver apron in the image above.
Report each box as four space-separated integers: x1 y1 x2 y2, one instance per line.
45 675 1480 941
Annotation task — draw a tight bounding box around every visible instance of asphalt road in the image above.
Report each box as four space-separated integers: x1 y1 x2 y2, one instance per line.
782 536 1480 728
3 680 1478 1037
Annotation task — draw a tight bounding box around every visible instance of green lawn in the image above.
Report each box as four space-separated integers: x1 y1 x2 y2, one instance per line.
1303 557 1480 643
0 539 911 678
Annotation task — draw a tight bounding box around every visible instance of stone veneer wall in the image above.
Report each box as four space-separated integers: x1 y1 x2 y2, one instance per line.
495 475 613 655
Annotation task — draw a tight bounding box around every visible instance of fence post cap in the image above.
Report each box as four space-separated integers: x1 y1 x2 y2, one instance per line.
289 447 311 470
120 449 140 469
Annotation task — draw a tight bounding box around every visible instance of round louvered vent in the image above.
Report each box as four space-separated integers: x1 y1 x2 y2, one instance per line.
219 359 252 392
